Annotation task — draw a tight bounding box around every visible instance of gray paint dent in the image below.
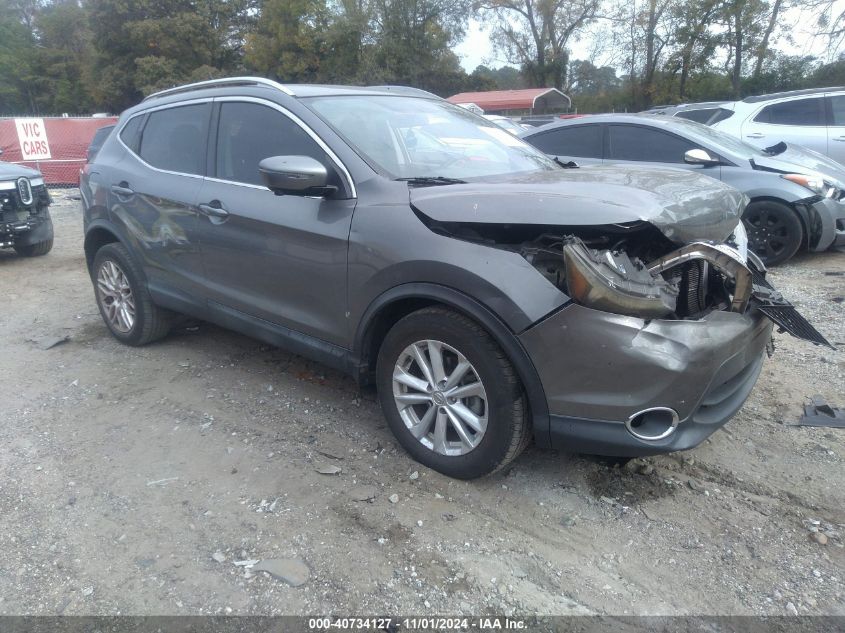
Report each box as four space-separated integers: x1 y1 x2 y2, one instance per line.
409 164 745 245
520 303 773 424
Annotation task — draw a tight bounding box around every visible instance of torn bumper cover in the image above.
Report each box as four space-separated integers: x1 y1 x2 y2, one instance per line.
519 240 830 456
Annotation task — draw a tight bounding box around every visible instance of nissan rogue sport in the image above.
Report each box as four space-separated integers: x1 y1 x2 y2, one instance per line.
80 77 828 479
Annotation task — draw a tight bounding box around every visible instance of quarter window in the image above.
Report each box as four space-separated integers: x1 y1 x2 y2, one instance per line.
214 102 332 187
119 116 144 153
608 125 698 163
138 103 210 175
528 125 602 158
754 98 825 126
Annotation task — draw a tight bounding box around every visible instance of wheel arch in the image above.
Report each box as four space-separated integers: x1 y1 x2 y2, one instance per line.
84 222 123 271
354 283 551 447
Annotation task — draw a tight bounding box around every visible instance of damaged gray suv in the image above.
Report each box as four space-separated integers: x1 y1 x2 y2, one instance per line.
80 77 829 479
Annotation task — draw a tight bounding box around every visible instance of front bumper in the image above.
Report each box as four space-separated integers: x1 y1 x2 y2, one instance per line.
0 184 52 248
519 304 773 456
809 197 845 250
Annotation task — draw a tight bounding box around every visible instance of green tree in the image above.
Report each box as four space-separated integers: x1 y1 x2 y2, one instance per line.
568 59 620 95
362 0 470 94
33 0 94 113
476 0 601 89
244 0 330 82
0 5 38 112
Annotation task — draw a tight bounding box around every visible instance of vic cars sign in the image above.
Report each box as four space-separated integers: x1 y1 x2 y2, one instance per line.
14 118 52 160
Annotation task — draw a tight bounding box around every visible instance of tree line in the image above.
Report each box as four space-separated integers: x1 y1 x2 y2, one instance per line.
0 0 843 116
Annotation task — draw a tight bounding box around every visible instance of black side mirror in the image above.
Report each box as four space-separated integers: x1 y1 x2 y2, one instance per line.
684 148 720 167
258 155 337 197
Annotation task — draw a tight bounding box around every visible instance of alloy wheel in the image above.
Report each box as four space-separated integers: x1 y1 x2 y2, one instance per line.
96 260 136 333
391 339 488 456
743 209 789 261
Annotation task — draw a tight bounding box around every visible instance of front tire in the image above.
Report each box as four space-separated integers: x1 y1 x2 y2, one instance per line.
14 237 53 257
376 307 530 479
92 242 172 346
743 200 803 266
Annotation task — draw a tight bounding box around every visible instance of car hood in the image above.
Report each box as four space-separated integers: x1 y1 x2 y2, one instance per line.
0 161 41 180
409 165 745 244
752 144 845 187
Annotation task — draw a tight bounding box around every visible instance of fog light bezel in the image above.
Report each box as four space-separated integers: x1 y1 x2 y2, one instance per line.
625 407 680 441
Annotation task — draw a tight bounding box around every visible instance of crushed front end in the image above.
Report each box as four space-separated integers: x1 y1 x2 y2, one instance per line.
0 176 52 251
514 221 830 455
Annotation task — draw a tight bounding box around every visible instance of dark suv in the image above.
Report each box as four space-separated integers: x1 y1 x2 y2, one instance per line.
80 77 826 479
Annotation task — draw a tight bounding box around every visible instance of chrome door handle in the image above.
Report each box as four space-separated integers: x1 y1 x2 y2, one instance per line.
110 184 134 196
745 133 765 139
833 136 845 142
198 202 229 219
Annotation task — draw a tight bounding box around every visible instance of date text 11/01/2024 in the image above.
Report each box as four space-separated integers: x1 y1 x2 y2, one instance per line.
308 617 527 630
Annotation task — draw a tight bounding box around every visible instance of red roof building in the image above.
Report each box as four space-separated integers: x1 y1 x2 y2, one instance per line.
447 88 572 114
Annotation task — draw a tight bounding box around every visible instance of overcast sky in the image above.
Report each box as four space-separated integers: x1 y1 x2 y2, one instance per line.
455 3 845 74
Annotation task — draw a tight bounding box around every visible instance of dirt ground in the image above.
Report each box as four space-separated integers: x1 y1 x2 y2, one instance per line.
1 191 843 617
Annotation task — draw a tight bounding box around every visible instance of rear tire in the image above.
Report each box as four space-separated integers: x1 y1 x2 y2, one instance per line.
92 242 172 346
742 200 803 266
376 307 530 479
14 237 53 257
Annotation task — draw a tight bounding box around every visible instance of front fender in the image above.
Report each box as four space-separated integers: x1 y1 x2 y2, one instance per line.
347 202 568 336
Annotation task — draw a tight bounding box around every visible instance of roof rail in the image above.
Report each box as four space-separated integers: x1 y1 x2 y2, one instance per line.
742 86 844 103
368 85 441 99
143 76 295 102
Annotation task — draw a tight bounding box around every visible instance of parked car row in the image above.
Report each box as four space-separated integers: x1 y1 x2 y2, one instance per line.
520 112 845 265
78 77 829 479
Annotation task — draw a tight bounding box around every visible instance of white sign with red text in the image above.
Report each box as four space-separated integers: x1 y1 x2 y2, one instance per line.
15 118 52 160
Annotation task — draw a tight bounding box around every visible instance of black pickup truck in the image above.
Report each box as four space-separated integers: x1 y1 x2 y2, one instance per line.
0 162 53 256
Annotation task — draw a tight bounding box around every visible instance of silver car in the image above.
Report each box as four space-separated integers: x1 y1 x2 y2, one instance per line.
522 113 845 264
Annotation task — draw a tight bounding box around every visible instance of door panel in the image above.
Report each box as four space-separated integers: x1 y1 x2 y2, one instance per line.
196 100 355 346
741 97 827 155
108 102 211 296
826 94 845 165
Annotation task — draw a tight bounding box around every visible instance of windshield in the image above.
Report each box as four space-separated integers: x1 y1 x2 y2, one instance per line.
305 95 557 179
665 117 769 159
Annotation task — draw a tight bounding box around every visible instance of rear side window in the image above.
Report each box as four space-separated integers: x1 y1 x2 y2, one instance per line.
754 98 825 126
214 101 332 187
119 117 143 153
608 125 697 163
528 125 602 158
138 103 211 175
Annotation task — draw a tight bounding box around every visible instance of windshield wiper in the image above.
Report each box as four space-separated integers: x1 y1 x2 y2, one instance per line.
395 176 467 186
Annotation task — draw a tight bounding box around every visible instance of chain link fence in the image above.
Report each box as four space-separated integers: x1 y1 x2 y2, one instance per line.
0 116 118 188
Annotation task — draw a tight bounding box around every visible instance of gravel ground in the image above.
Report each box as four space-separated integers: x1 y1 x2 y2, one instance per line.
0 191 843 616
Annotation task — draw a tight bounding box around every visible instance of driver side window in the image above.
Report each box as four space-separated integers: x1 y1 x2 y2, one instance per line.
215 102 335 187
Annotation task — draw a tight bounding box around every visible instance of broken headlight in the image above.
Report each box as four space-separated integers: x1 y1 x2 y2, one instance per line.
782 173 841 199
563 238 678 318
